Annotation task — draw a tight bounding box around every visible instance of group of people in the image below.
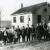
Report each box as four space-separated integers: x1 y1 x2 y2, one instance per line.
36 22 50 40
0 24 35 45
0 22 50 45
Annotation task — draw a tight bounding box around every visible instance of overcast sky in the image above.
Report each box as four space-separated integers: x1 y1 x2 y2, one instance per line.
0 0 49 20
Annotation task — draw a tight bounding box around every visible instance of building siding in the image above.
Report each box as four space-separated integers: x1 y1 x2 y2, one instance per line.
12 13 32 29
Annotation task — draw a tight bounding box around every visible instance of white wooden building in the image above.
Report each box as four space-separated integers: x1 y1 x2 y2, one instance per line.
11 2 50 29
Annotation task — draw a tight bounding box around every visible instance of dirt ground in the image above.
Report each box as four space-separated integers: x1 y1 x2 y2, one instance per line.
0 40 50 50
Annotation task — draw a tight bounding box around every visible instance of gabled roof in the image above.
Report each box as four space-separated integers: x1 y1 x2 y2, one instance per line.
11 2 50 15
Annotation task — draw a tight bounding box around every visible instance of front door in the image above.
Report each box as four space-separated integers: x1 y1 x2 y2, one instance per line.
37 15 41 23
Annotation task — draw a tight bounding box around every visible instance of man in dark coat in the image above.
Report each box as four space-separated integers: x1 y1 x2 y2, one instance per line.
43 23 48 40
26 24 31 41
31 25 35 40
17 26 21 43
22 26 26 42
36 23 43 40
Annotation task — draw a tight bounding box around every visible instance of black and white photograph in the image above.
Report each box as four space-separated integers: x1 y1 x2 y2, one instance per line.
0 0 50 50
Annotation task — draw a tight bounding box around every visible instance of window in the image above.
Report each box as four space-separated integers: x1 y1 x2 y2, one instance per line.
20 16 24 23
13 17 16 23
37 15 41 23
29 18 30 21
44 8 47 12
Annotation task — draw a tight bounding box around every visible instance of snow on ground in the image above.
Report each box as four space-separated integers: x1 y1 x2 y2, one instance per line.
0 40 50 50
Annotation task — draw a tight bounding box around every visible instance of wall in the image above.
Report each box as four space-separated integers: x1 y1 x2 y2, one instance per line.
32 5 50 27
35 5 50 23
12 12 32 29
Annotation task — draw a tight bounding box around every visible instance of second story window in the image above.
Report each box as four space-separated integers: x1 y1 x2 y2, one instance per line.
13 17 16 23
44 8 47 12
20 16 24 23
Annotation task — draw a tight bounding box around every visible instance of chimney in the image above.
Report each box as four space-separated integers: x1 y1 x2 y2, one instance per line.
21 3 23 9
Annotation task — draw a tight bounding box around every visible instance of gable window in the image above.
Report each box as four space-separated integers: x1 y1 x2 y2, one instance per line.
20 16 24 23
13 17 16 23
44 8 47 12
